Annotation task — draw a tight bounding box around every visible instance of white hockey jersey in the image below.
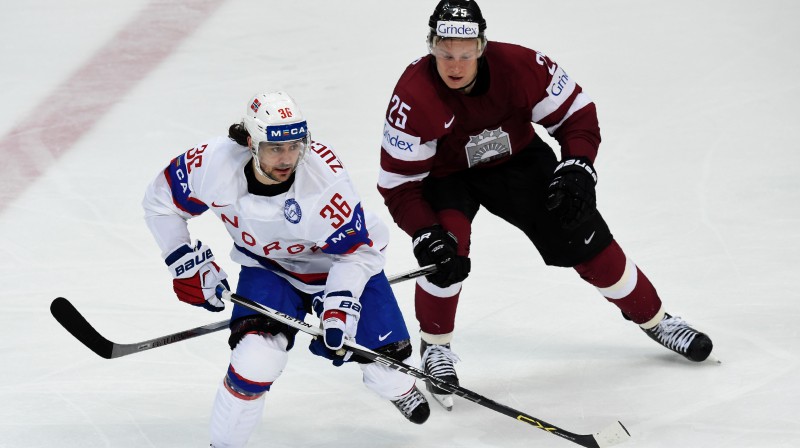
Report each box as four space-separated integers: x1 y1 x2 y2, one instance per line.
142 136 389 299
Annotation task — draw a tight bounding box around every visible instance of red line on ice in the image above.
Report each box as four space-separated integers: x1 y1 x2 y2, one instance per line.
0 0 226 212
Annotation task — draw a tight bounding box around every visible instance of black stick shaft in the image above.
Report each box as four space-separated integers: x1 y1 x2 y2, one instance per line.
50 265 435 359
225 291 630 448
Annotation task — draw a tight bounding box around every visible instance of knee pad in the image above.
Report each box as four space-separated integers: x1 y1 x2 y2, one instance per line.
225 333 289 400
228 314 298 350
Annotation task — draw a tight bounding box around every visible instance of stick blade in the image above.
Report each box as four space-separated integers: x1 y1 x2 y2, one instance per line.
593 421 631 447
50 297 114 359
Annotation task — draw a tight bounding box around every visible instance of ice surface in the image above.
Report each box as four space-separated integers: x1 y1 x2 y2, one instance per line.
1 1 798 447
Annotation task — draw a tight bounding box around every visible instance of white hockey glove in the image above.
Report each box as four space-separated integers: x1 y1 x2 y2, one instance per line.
165 241 228 312
320 291 360 350
309 291 360 366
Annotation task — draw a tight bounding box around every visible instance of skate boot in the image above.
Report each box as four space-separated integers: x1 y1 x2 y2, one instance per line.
642 313 713 362
391 385 430 424
420 340 460 411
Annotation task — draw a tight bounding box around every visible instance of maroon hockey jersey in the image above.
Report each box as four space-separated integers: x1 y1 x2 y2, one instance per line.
378 41 601 236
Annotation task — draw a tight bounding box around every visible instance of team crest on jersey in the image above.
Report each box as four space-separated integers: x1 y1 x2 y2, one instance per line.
284 198 302 223
464 127 512 167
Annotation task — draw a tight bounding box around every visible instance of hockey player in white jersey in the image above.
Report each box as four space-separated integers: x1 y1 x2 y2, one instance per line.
143 91 429 447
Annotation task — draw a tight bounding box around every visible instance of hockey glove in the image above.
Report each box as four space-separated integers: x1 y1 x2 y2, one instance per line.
309 291 360 366
308 338 354 366
165 241 229 312
412 225 470 288
545 157 598 230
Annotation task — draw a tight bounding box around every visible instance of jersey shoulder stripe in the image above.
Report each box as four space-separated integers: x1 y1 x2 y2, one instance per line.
164 154 208 216
320 203 372 255
162 138 248 216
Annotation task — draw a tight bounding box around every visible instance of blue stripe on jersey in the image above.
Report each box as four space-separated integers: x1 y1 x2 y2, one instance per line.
321 204 372 255
163 155 208 216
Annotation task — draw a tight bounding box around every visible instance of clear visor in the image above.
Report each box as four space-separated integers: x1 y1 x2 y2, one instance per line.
257 137 308 156
251 135 310 181
428 35 486 61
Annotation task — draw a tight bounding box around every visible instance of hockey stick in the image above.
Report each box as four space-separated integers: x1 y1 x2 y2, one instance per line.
221 290 631 448
50 264 436 359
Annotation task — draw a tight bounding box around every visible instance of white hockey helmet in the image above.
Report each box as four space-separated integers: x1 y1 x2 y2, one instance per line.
242 91 310 176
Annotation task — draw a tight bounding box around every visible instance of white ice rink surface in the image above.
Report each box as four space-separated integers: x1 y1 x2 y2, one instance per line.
1 1 799 447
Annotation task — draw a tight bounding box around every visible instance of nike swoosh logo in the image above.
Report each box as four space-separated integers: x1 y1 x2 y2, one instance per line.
444 115 455 128
584 231 596 245
378 331 393 341
211 202 229 208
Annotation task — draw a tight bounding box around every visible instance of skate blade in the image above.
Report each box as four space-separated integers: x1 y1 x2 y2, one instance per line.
431 393 454 411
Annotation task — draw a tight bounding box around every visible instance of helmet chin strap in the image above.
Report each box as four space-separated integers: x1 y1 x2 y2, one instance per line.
455 73 479 93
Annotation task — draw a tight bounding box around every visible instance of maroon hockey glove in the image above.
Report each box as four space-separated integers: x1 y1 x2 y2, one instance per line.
545 157 598 230
165 241 229 312
412 225 470 288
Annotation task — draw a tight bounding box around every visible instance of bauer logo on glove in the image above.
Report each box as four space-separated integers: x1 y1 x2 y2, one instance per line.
165 241 229 312
172 247 214 277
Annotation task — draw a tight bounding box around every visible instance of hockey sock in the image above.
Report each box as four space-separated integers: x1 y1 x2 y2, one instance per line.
210 333 289 447
210 380 266 448
414 276 461 336
412 208 471 336
574 239 662 324
361 356 417 400
420 330 454 345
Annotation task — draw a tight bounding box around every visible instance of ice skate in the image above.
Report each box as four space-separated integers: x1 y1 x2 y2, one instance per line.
391 384 430 424
642 313 713 362
420 340 460 411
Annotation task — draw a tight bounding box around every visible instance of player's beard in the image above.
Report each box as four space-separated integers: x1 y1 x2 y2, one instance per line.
264 163 295 183
254 158 296 184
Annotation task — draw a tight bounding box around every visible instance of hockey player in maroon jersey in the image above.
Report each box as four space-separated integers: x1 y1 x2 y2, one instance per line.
377 0 714 410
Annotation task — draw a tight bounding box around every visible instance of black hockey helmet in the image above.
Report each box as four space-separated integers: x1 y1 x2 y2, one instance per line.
427 0 487 53
428 0 487 34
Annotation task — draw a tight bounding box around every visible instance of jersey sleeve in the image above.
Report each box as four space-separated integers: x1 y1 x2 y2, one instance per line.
525 49 601 162
308 177 385 300
377 59 450 236
142 142 213 257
